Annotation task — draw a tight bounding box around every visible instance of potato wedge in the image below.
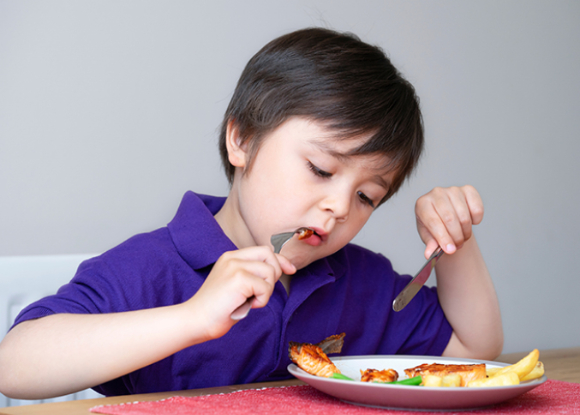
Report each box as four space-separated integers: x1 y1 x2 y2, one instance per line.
468 372 520 387
492 349 539 380
521 361 544 381
421 374 462 387
441 374 462 387
422 375 442 387
486 366 502 377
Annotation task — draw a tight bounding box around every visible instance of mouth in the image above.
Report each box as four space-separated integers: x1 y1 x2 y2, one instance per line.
300 227 327 247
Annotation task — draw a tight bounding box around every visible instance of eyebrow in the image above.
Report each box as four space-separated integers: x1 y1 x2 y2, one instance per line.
308 138 351 161
308 138 393 191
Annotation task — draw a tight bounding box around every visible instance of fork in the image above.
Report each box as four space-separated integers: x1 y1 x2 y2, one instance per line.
230 227 313 320
271 227 313 254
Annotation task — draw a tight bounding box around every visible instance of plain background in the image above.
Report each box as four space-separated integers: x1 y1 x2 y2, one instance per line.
1 1 579 354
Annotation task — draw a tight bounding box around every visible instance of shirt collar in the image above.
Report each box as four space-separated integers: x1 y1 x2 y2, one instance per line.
167 191 237 270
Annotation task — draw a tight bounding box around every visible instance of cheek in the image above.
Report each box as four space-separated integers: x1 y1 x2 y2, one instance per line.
341 208 374 239
252 159 313 203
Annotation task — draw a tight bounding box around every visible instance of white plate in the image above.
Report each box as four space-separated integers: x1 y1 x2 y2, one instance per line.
288 355 547 411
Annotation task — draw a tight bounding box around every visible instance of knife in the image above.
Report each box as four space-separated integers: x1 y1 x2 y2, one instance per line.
392 247 444 312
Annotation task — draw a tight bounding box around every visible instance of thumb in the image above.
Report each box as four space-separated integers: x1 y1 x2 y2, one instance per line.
276 254 297 275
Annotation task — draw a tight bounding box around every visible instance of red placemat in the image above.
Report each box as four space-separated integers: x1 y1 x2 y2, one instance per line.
90 380 580 415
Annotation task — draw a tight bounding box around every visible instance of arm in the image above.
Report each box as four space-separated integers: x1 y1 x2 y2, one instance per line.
415 186 503 360
0 247 295 400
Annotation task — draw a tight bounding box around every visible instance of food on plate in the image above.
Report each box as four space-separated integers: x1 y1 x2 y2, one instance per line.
422 373 462 387
384 376 423 386
488 349 540 381
468 372 520 387
469 349 542 387
288 333 345 377
404 363 486 387
441 374 462 387
289 333 543 388
486 361 544 381
331 373 354 381
521 362 545 381
297 228 314 240
360 368 399 383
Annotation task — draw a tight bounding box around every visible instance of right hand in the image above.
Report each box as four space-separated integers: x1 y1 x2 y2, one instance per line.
185 246 296 340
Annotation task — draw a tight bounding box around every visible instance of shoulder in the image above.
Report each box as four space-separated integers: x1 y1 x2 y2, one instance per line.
79 227 178 277
71 226 198 310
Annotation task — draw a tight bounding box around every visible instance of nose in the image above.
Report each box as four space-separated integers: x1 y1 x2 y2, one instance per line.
319 191 351 222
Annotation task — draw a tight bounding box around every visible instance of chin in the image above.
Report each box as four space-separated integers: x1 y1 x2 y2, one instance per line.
289 251 323 271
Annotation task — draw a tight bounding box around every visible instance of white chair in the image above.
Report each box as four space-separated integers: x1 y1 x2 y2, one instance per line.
0 254 104 407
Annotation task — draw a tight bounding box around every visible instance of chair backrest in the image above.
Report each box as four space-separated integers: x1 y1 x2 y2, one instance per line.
0 254 104 407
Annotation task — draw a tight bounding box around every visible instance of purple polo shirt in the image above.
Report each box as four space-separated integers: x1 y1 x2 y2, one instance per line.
13 191 452 396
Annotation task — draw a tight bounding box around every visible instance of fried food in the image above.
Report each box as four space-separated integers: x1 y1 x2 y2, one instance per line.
297 228 314 240
441 373 462 387
490 349 539 381
521 361 545 381
476 349 542 387
360 368 399 383
315 333 345 354
422 375 443 387
288 332 543 389
418 373 462 387
468 372 520 387
288 333 345 378
404 363 486 387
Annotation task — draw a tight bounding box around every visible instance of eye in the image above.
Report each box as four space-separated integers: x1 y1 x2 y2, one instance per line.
308 161 332 178
357 191 376 208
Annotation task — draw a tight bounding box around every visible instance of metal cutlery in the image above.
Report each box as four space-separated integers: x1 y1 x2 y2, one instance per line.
392 247 444 312
230 227 313 320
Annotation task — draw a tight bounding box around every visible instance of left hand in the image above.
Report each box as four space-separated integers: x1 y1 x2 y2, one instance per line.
415 185 484 258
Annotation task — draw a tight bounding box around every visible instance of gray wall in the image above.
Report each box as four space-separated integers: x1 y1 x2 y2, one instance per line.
1 1 579 354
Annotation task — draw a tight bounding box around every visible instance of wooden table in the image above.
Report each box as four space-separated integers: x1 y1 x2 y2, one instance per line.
1 347 578 415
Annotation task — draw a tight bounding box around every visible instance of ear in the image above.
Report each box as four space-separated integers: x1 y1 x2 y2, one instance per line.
225 120 248 168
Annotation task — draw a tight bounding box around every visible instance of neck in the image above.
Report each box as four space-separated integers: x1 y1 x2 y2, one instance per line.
214 189 254 249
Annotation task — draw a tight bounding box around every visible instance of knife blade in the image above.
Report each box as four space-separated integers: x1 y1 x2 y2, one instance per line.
392 247 444 312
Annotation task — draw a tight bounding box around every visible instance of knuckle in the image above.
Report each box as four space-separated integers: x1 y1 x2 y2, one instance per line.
471 205 484 218
441 212 455 225
463 184 476 193
458 212 472 227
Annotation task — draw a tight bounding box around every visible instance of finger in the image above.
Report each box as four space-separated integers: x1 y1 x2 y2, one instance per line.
222 246 284 282
424 238 440 259
224 264 276 310
432 195 466 251
239 270 276 308
445 187 476 247
417 211 455 256
462 185 484 225
275 253 297 275
416 192 458 255
227 258 280 291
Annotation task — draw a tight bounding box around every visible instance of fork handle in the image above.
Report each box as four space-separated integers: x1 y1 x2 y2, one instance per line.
231 297 254 320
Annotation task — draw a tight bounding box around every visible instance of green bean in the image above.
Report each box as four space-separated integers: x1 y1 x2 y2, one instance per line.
330 372 354 381
375 375 423 386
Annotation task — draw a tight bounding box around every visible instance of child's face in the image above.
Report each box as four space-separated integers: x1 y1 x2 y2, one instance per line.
227 117 397 270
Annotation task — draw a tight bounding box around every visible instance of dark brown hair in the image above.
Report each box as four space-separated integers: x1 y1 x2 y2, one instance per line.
219 27 424 203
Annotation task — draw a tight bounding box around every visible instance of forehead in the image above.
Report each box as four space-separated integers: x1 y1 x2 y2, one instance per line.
302 121 397 174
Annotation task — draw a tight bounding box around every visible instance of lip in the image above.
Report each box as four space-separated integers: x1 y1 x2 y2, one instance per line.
300 227 327 247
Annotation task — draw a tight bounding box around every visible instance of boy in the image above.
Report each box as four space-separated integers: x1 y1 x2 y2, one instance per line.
0 28 502 399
